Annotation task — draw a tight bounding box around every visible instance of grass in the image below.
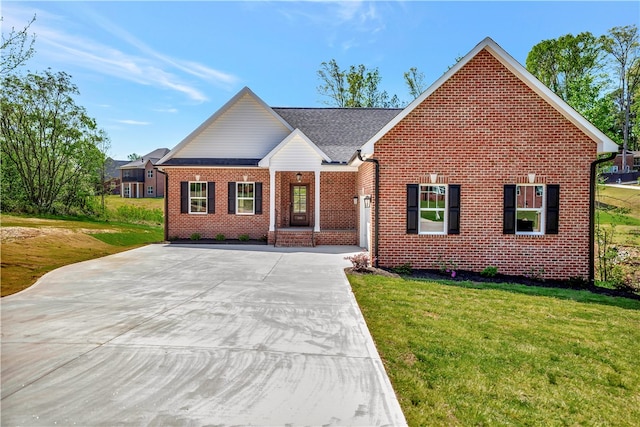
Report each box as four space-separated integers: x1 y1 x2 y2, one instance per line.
1 213 163 297
97 195 164 224
349 273 640 426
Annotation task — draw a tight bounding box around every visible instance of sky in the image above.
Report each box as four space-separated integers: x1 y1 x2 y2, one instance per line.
3 1 639 160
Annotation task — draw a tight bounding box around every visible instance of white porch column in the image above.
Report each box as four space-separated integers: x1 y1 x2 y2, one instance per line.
120 183 123 198
269 169 276 231
314 169 320 232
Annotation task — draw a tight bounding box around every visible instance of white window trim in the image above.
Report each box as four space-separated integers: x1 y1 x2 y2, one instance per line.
516 184 545 236
147 186 153 195
123 187 130 197
147 169 153 178
419 184 448 235
236 182 255 215
189 181 207 215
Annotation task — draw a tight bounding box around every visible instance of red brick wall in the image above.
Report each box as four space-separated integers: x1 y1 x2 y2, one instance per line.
320 172 357 229
373 49 596 280
165 168 270 240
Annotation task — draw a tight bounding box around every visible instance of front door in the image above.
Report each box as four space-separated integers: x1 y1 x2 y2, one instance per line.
290 185 309 226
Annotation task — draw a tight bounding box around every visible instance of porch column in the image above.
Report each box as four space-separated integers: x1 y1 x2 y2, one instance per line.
269 169 276 231
314 169 320 232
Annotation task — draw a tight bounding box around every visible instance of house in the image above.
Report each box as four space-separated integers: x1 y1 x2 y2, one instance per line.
120 148 170 198
156 38 619 281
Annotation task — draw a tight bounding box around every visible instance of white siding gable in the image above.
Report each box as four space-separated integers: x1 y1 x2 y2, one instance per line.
268 133 326 171
173 92 291 159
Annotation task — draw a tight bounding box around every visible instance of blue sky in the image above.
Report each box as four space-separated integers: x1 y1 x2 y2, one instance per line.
3 1 638 160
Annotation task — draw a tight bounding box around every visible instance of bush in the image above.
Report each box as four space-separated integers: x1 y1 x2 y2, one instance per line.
567 276 589 289
391 263 413 275
215 233 225 241
480 266 498 278
238 234 250 241
190 233 201 241
345 253 371 272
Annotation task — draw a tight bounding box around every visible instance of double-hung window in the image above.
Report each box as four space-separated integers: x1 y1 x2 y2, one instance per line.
236 182 255 215
147 186 154 195
516 185 544 234
189 182 207 214
147 170 153 178
420 185 447 234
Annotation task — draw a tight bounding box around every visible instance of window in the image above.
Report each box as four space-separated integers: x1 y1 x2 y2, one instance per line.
407 184 460 235
419 185 447 234
124 186 130 197
189 182 207 214
147 186 153 195
110 181 116 189
147 169 153 178
504 184 559 235
236 182 255 214
516 185 544 233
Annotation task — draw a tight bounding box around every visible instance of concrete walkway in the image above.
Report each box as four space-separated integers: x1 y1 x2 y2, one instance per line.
1 244 406 426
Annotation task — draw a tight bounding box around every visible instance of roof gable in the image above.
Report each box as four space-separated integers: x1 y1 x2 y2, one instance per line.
259 129 331 169
157 87 293 165
358 37 618 157
121 148 170 169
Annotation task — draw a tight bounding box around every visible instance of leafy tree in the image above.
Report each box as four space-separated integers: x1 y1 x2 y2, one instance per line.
127 153 141 161
317 59 401 107
404 67 427 99
1 14 36 76
602 24 640 163
0 70 106 214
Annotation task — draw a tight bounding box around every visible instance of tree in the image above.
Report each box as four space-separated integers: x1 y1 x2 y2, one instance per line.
317 59 401 108
127 153 141 161
404 67 427 99
1 14 36 76
602 25 640 167
0 70 106 214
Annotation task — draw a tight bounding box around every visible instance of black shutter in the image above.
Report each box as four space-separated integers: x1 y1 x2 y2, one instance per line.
503 184 516 234
407 184 419 234
228 182 236 214
546 184 560 234
180 181 188 214
207 182 215 214
255 182 263 214
448 184 461 235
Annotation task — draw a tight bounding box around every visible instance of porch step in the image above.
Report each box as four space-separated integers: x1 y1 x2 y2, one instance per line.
275 230 314 247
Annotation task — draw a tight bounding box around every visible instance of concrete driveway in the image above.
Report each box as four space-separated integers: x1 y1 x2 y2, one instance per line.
1 244 406 426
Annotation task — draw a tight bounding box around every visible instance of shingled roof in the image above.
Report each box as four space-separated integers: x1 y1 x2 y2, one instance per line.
272 108 402 163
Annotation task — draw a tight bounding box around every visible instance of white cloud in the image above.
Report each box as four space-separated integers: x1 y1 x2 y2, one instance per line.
3 4 239 103
116 119 151 126
153 107 179 113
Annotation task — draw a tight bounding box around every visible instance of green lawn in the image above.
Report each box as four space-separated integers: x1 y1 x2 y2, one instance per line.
349 273 640 426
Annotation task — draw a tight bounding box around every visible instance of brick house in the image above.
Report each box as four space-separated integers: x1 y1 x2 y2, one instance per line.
120 148 169 198
157 38 618 281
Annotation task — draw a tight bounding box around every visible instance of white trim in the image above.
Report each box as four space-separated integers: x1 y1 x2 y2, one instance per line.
188 181 208 215
269 169 276 231
418 184 448 235
314 170 320 232
515 183 546 236
357 37 618 159
259 129 331 167
236 181 256 215
157 87 293 165
321 164 358 172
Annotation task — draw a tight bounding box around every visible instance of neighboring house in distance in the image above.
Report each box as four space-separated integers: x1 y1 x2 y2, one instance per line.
120 148 170 198
156 38 619 281
602 149 639 183
103 158 128 195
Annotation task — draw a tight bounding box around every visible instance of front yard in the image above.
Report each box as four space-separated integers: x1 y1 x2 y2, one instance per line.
349 273 640 426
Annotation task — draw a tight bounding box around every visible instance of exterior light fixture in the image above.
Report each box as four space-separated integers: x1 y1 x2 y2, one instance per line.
296 172 302 182
364 195 372 208
353 196 358 205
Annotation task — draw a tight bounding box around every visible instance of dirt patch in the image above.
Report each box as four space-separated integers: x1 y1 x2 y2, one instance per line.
0 226 115 243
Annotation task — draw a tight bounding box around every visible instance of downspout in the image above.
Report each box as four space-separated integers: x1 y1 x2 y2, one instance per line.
357 149 380 268
589 150 618 283
163 171 169 241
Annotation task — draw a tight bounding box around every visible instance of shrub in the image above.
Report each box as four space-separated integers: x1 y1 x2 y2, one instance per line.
391 263 413 275
480 266 498 278
567 276 589 289
238 234 250 241
190 233 201 241
345 253 371 272
435 257 457 278
215 233 225 241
